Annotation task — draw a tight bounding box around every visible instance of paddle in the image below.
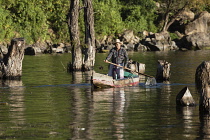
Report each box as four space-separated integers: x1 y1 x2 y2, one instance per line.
105 61 157 86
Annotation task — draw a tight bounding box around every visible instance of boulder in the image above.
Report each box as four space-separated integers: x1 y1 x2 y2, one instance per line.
181 32 210 50
56 43 65 53
126 43 135 51
176 86 196 106
185 11 210 35
25 47 35 55
134 43 148 52
34 41 49 53
0 45 8 55
25 46 42 55
180 9 195 21
122 30 135 43
142 31 178 51
56 47 64 53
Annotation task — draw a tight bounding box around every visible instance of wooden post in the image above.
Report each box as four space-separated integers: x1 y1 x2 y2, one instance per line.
195 61 210 112
0 38 25 79
156 60 171 81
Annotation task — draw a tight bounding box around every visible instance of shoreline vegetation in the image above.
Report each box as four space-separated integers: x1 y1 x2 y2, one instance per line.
1 0 210 71
0 0 209 50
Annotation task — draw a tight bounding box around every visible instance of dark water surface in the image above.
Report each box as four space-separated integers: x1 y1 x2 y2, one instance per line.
0 51 210 139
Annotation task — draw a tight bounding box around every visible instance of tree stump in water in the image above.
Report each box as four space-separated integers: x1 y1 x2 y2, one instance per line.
0 38 25 79
195 61 210 113
156 60 171 81
176 86 196 106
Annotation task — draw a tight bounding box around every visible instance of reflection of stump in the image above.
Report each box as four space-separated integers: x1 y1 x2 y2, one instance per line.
195 61 210 112
156 60 171 81
0 38 25 79
176 86 196 106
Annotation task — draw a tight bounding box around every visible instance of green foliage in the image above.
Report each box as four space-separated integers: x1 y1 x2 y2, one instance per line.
0 0 69 44
43 0 70 43
121 5 157 33
170 32 179 40
93 0 158 39
120 0 158 33
0 0 208 44
93 0 124 38
12 0 49 44
0 7 15 43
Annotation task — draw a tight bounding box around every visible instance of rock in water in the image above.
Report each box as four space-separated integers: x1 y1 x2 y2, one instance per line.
145 77 157 86
176 86 196 106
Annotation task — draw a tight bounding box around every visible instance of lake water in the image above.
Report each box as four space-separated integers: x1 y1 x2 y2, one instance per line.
0 50 210 139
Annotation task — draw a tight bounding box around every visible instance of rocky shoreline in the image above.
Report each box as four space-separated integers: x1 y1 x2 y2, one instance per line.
1 11 210 55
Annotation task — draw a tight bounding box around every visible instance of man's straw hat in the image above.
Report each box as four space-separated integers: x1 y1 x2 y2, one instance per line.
114 39 122 44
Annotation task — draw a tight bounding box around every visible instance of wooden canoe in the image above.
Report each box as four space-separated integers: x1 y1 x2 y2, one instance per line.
91 72 140 88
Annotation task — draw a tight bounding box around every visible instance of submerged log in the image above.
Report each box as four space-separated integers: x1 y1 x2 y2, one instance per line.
0 38 25 79
156 60 171 81
176 86 196 106
195 61 210 112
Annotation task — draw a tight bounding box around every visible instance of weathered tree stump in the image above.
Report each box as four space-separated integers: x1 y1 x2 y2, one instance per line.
68 0 83 71
0 38 25 79
176 86 196 106
156 60 171 81
195 61 210 112
83 0 96 70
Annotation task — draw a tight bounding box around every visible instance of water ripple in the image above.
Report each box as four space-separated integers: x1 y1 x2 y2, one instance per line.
0 83 91 89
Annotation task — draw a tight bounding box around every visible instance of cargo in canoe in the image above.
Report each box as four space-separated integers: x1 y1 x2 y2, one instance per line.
91 71 139 88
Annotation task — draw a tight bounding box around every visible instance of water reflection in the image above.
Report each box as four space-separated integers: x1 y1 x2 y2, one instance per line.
161 81 171 93
176 106 196 138
72 71 83 84
69 82 128 140
113 88 126 140
1 80 25 129
70 71 93 139
199 113 210 139
71 71 93 84
93 87 127 140
71 71 84 139
1 51 208 139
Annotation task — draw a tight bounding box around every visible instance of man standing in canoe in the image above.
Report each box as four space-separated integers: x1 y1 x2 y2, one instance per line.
104 39 129 79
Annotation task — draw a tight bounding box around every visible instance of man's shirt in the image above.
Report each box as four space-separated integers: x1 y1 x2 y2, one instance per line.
106 47 128 65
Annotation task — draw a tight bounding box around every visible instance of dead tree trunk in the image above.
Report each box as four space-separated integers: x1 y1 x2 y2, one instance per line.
68 0 83 71
156 60 171 82
0 38 25 79
195 61 210 113
83 0 96 70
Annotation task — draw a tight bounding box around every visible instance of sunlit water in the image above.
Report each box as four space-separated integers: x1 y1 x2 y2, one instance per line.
0 50 210 139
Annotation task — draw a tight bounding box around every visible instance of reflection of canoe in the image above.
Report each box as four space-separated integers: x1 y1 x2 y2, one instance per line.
91 72 139 88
